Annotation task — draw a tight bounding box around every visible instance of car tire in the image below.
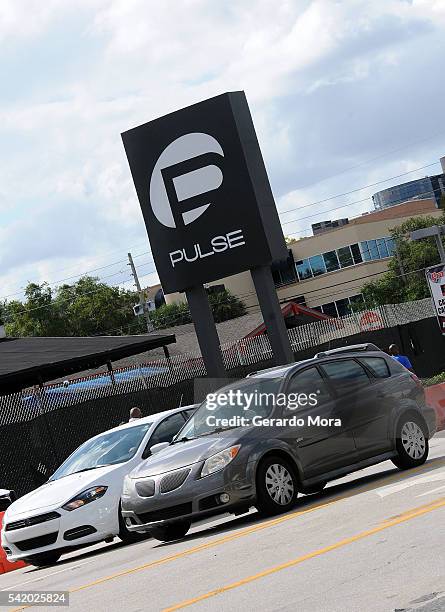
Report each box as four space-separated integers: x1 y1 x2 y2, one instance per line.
255 455 299 516
392 414 429 470
149 520 191 543
300 482 327 495
118 509 150 544
23 551 61 567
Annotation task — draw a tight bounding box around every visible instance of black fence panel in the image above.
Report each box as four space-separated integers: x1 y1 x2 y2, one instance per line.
1 317 444 497
0 377 195 497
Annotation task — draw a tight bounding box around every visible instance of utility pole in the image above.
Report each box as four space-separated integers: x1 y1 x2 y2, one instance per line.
128 252 153 333
394 241 407 283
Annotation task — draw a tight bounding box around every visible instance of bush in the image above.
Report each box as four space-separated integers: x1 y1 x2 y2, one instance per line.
150 302 192 329
151 290 246 329
208 290 247 323
422 372 445 387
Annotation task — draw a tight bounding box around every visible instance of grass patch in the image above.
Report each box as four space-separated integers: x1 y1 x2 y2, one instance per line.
422 372 445 387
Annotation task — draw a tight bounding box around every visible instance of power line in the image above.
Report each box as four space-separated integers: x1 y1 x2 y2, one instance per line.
1 274 136 321
278 161 440 218
296 131 445 190
284 186 445 235
93 262 425 336
3 255 427 336
3 159 442 303
0 245 153 302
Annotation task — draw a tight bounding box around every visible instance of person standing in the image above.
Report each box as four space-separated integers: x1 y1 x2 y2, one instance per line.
388 344 414 372
129 406 142 421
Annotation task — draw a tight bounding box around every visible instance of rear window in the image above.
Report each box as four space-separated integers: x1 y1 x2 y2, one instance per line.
358 357 390 378
321 359 370 386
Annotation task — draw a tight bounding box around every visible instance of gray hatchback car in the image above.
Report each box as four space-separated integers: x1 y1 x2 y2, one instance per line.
121 345 436 542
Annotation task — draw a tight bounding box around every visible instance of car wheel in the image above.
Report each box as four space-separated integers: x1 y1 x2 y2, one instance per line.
118 509 150 544
255 455 298 516
149 520 191 543
392 415 429 470
300 482 327 495
23 551 61 567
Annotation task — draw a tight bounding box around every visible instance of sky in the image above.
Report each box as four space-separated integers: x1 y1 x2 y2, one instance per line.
1 0 445 303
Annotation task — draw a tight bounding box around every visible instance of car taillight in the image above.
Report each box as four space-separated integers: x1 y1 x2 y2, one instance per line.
410 372 423 390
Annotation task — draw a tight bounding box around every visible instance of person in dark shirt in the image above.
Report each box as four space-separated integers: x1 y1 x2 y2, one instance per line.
388 344 414 372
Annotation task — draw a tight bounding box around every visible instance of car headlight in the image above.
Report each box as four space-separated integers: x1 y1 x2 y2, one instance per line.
201 446 240 478
62 486 108 511
122 476 132 496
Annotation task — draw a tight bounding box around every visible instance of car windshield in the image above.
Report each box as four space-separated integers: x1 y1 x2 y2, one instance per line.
49 423 151 481
177 377 282 439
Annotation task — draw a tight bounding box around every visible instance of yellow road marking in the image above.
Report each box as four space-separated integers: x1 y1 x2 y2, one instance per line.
9 457 445 611
64 458 445 593
162 496 445 611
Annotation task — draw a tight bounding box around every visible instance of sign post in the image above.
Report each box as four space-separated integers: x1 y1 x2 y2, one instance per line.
122 91 293 377
425 264 445 334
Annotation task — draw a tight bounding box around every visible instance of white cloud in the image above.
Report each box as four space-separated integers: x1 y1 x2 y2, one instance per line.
0 0 444 300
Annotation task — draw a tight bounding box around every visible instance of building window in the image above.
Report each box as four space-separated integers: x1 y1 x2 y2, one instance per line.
350 243 363 264
376 238 389 259
323 250 340 272
367 240 380 260
360 240 380 261
359 241 372 261
295 259 312 280
337 246 354 268
271 250 297 287
321 302 337 317
290 236 394 285
335 298 351 317
385 237 395 256
317 294 365 318
349 294 366 311
309 254 326 276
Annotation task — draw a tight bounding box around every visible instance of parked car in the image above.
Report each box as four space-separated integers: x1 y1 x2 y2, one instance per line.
121 346 436 542
0 490 16 512
1 405 198 567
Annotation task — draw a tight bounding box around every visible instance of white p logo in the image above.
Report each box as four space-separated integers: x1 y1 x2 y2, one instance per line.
149 133 224 228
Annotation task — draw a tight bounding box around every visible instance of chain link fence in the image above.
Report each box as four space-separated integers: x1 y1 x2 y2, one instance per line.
0 297 439 496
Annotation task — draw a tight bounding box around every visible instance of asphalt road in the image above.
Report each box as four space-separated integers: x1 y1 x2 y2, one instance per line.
2 432 445 612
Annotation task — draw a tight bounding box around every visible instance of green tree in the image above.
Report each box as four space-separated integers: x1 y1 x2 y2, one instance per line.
4 277 143 337
56 277 145 336
208 289 246 323
361 213 445 307
4 283 65 336
150 290 247 329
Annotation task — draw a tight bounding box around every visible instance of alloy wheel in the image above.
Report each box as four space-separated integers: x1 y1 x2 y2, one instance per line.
265 463 294 505
401 421 426 460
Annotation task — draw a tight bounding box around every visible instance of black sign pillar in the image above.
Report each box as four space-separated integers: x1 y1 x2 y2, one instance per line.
251 265 294 365
122 91 293 375
185 286 226 377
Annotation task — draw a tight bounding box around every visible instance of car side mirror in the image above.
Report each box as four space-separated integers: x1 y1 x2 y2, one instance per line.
149 442 170 456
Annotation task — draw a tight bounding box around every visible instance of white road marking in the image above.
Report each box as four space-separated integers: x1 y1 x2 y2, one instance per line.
0 559 94 591
417 483 445 497
375 469 445 498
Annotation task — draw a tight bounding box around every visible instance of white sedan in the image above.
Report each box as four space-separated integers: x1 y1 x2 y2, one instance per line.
1 405 196 567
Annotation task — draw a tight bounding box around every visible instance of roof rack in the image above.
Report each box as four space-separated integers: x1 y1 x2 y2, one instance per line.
315 343 383 359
